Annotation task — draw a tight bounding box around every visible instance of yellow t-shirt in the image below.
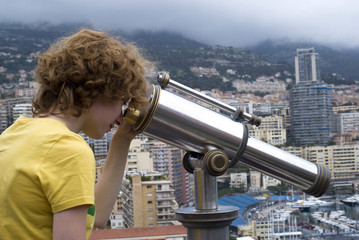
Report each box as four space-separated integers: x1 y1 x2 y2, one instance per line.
0 116 96 239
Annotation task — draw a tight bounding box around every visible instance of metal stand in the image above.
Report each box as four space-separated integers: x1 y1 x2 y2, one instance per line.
175 152 239 240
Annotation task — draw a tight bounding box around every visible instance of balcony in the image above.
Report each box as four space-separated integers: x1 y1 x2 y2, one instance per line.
157 210 175 216
156 195 174 200
122 204 133 215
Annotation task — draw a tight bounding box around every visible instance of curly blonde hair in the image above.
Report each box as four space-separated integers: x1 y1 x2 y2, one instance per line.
33 29 151 117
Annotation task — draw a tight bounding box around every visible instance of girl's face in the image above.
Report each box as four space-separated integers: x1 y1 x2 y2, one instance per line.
81 96 126 139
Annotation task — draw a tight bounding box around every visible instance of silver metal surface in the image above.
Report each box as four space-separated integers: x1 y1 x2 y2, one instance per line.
241 137 318 190
175 166 238 240
175 205 239 240
158 74 255 124
194 169 218 210
145 89 245 156
163 77 236 114
142 87 323 193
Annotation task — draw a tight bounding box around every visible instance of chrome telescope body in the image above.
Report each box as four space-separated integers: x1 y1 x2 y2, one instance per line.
125 74 331 197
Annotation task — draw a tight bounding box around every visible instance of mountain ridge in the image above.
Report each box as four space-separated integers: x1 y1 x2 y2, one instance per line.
0 23 358 92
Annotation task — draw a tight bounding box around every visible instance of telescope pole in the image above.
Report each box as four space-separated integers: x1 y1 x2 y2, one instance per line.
175 162 239 240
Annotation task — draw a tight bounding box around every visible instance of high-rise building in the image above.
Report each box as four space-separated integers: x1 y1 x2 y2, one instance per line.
294 47 321 84
289 82 333 146
121 170 178 228
94 137 153 218
151 141 193 207
0 101 7 133
290 48 333 146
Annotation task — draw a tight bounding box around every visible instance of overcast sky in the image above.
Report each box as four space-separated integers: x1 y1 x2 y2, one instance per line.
1 0 358 48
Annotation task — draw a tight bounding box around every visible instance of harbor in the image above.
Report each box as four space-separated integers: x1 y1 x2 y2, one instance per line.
234 194 359 239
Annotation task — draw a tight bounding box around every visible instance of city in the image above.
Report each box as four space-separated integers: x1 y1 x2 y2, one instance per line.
1 26 359 240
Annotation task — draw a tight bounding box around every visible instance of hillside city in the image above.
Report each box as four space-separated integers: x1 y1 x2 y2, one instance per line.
1 25 359 240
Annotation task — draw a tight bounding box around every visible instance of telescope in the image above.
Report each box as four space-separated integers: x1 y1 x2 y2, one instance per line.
124 74 331 240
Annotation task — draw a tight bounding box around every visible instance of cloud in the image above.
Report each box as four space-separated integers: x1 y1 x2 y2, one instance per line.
1 0 359 48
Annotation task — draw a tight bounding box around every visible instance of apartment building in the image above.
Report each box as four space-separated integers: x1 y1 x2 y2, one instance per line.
294 47 320 84
244 219 302 240
94 137 154 217
249 171 262 191
332 131 359 146
0 101 7 133
304 145 359 181
335 112 359 134
248 220 274 240
249 115 286 146
81 131 112 158
121 170 178 228
151 141 193 207
283 145 359 182
2 97 32 128
333 105 359 113
232 77 286 94
281 146 305 159
262 175 281 190
289 82 333 146
12 103 33 120
126 138 153 171
290 48 333 146
238 171 281 191
230 172 248 189
15 88 37 97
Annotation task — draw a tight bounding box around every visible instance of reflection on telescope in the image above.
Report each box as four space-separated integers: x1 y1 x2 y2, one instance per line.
124 74 331 240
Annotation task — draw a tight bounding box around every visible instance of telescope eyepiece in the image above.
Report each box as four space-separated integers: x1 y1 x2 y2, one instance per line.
123 108 140 126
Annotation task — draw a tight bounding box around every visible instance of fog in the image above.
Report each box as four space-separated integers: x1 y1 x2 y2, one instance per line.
1 0 359 48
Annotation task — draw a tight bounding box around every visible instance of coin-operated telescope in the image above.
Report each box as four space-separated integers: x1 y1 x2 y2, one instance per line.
124 74 331 240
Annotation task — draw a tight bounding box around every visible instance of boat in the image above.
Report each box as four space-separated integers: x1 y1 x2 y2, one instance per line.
289 201 312 212
306 196 334 207
341 194 359 206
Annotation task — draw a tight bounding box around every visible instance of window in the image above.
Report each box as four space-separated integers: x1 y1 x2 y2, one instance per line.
148 201 152 204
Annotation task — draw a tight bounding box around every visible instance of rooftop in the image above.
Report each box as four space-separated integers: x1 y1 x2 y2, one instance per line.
90 225 187 240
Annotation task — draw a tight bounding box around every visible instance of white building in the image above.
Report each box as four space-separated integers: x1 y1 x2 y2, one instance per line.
249 171 262 192
262 175 281 190
13 103 32 120
232 77 286 93
110 214 125 229
126 138 153 171
336 112 359 134
230 172 248 189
